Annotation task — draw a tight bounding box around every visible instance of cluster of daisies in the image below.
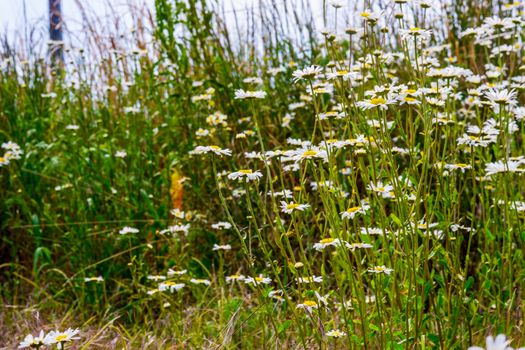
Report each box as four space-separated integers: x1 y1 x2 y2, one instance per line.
19 328 79 349
0 141 23 168
12 0 525 346
173 0 525 344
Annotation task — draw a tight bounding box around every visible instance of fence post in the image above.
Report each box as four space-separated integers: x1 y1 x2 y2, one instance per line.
49 0 64 66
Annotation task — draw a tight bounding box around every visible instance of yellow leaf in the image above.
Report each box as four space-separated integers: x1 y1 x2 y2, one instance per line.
170 169 184 210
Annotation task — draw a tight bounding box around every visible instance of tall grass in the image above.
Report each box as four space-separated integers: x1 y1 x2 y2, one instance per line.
1 0 525 348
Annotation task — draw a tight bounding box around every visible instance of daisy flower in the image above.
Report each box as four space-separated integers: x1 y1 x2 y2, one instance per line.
313 237 346 250
226 274 246 283
170 208 185 219
400 27 432 41
484 88 517 106
295 275 323 284
159 224 190 236
119 226 139 235
158 281 185 293
292 65 323 83
444 163 472 172
457 134 496 148
345 242 373 250
268 289 285 302
243 77 263 85
43 328 80 348
2 141 23 160
19 330 46 349
211 221 232 230
485 160 524 176
360 227 386 235
190 278 211 286
212 244 232 251
147 275 166 281
167 268 187 277
84 276 104 283
191 145 232 157
244 274 272 285
356 96 394 110
399 95 421 105
360 8 380 23
368 265 393 275
329 0 344 8
326 329 347 338
284 147 328 163
280 201 310 214
268 189 293 198
368 182 395 198
340 202 371 220
227 169 263 182
296 300 319 311
468 334 521 350
234 89 266 99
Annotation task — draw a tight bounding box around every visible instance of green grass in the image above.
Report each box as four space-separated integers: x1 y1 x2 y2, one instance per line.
2 0 525 348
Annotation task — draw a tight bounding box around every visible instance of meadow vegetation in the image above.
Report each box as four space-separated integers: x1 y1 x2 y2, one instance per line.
2 0 525 348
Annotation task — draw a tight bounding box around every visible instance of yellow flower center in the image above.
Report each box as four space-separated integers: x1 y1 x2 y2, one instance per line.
320 238 335 244
404 97 416 102
303 150 318 157
303 300 318 307
287 203 300 210
370 97 386 105
347 206 361 213
239 169 253 174
210 145 220 150
55 334 68 342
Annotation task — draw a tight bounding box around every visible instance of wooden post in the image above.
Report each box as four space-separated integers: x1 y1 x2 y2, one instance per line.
49 0 64 65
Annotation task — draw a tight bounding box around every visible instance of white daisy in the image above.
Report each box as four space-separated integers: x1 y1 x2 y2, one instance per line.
485 160 524 176
234 89 266 99
367 265 393 275
227 169 263 182
244 275 272 285
43 328 80 347
158 281 185 293
19 330 46 349
280 201 310 214
292 65 323 83
212 244 232 251
191 145 232 157
119 226 139 235
190 278 211 286
326 329 347 338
